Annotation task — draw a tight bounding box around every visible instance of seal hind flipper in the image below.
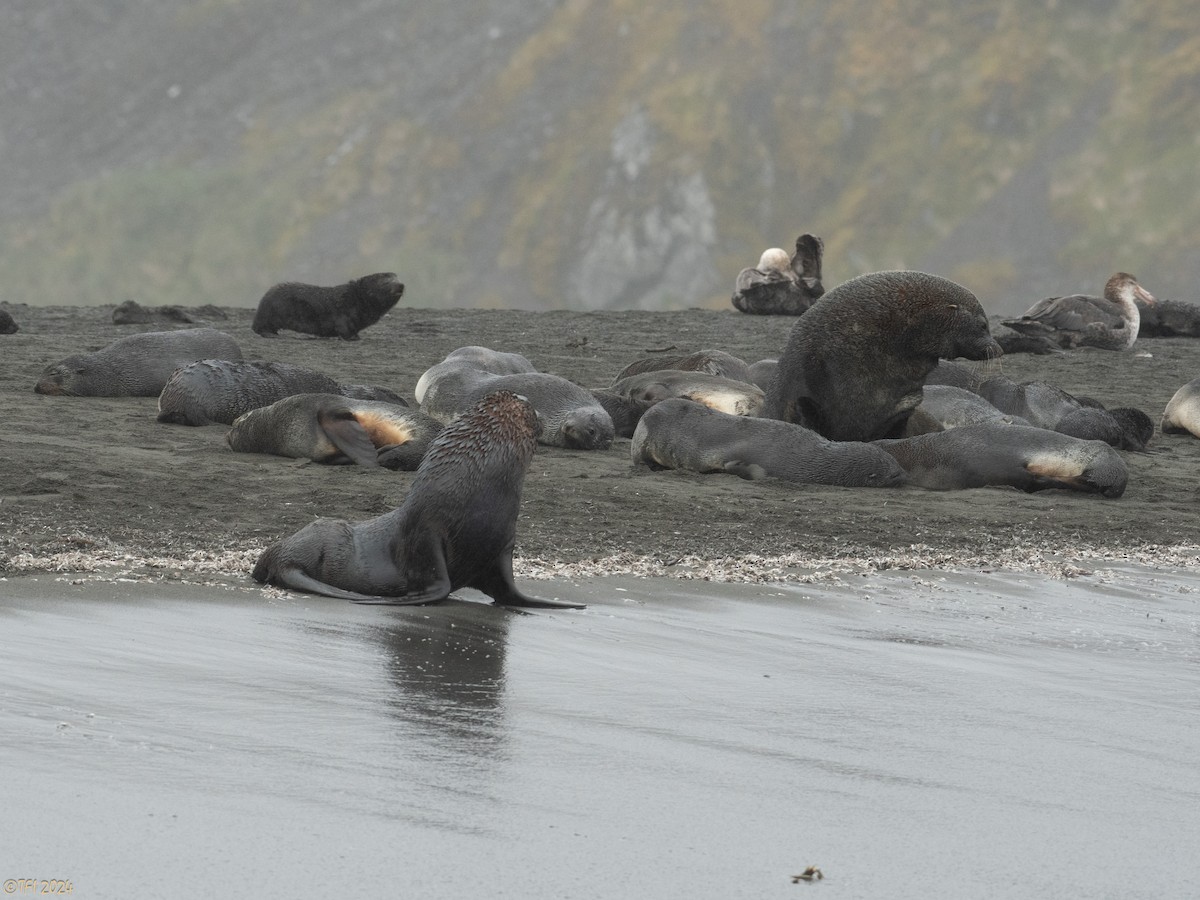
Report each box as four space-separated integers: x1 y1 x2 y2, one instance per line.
317 410 381 467
471 554 586 609
722 460 767 480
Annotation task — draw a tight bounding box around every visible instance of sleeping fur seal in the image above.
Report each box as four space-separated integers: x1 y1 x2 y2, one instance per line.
631 398 906 487
252 390 585 609
414 346 537 405
35 328 243 397
252 272 403 340
875 424 1128 497
608 370 765 416
157 359 403 426
611 349 752 384
763 271 1001 441
227 393 444 469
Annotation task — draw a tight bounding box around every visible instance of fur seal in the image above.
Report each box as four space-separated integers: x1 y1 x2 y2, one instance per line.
0 307 18 334
911 384 1032 431
414 346 537 405
252 272 403 340
35 328 243 397
875 424 1128 497
631 398 907 487
763 270 1002 440
1001 273 1156 350
112 300 228 326
420 368 614 450
731 234 825 315
1161 377 1200 438
589 390 656 439
157 359 402 426
608 370 765 416
1053 406 1152 452
611 349 752 384
1136 297 1200 337
227 393 443 469
251 390 585 609
746 359 778 393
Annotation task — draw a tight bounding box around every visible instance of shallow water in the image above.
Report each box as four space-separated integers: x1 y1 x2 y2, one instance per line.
2 567 1198 899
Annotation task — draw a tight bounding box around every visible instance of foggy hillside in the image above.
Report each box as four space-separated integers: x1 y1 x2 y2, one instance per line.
1 0 1196 315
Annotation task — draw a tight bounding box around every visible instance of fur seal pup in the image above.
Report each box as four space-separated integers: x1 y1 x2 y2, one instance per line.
35 328 243 397
608 370 765 416
1053 406 1152 452
631 398 906 487
0 307 18 334
414 346 537 405
611 349 752 385
1001 273 1155 350
252 390 585 609
157 359 401 426
875 424 1128 497
227 393 443 469
1161 377 1200 438
731 234 825 315
420 368 614 450
589 390 656 439
252 272 403 340
763 270 1001 440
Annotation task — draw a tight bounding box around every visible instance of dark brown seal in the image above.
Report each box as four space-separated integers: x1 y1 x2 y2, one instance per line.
762 270 1001 441
251 272 403 340
0 307 18 334
252 390 585 608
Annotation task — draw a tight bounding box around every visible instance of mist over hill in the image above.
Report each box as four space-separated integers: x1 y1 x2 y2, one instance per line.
2 0 1195 315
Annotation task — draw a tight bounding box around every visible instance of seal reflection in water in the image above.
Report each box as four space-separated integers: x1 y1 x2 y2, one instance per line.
252 390 585 609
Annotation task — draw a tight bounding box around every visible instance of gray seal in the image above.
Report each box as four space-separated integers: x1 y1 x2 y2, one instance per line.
631 398 906 487
763 271 1002 441
252 272 403 340
34 327 243 397
731 234 825 315
611 349 752 384
912 385 1032 431
157 359 403 426
608 370 765 417
420 368 614 450
251 390 585 609
414 346 537 404
227 393 444 470
875 424 1128 497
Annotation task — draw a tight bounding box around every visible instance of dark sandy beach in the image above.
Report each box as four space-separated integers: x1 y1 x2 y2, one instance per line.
1 302 1200 585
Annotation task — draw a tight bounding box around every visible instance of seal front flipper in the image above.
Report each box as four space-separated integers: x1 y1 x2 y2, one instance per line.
317 410 380 467
472 555 586 610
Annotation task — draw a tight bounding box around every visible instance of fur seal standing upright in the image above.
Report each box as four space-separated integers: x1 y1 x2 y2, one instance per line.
420 368 614 450
414 346 537 405
763 271 1001 441
35 328 243 397
608 370 765 416
611 349 752 385
875 424 1128 497
0 307 18 334
731 234 825 315
157 359 402 426
1001 273 1155 350
252 272 403 340
252 390 585 609
631 398 907 487
1161 377 1200 438
227 394 443 469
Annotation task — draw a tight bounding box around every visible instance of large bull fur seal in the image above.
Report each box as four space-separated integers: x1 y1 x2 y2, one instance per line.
227 393 444 469
252 272 403 340
875 423 1128 497
157 359 403 426
251 390 585 609
763 270 1002 441
35 328 243 397
631 398 906 487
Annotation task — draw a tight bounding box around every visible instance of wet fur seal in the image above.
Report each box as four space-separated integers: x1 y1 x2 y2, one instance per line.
731 234 825 315
157 359 403 426
227 393 444 469
35 328 243 397
252 272 403 340
414 346 537 405
1161 377 1200 438
763 271 1001 441
420 368 614 450
611 349 752 384
875 424 1128 497
252 390 585 609
631 398 907 487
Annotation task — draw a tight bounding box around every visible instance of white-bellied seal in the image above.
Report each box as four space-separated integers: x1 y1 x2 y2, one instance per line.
611 349 752 384
252 272 403 340
731 234 825 315
1001 272 1156 350
420 368 614 450
251 390 585 609
762 270 1002 440
34 328 243 397
157 359 403 426
608 370 765 416
875 424 1128 497
414 346 537 405
631 398 906 487
227 393 444 469
1161 377 1200 438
